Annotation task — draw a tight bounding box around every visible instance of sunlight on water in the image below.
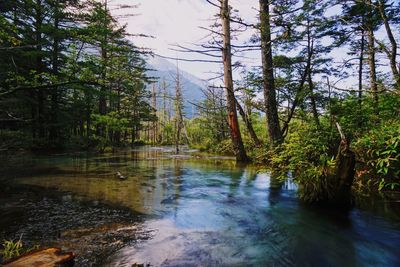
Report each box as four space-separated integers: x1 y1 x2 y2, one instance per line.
3 147 400 266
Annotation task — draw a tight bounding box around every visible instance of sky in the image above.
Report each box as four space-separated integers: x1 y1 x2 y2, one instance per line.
111 0 260 80
110 0 396 89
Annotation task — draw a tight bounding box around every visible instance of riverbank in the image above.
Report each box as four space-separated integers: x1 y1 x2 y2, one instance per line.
0 183 152 266
1 147 400 266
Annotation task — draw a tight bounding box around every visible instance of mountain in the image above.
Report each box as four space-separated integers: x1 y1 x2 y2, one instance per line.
146 56 206 118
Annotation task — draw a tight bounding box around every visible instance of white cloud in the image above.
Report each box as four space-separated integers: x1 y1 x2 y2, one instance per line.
111 0 260 80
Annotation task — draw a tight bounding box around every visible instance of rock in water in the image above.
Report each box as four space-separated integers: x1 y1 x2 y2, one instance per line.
116 171 126 180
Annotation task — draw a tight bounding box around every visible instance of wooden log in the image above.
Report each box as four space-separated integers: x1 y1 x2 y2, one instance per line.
3 248 74 267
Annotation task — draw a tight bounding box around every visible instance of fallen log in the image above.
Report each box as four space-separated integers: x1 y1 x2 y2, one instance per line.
3 248 74 267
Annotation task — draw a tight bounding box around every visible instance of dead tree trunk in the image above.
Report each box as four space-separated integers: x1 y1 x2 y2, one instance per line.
174 66 184 153
330 122 356 205
221 0 249 162
298 122 356 205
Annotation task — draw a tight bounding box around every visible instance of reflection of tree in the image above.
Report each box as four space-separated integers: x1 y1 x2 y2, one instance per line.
268 171 284 206
227 169 246 200
242 169 258 187
287 206 355 266
171 159 183 217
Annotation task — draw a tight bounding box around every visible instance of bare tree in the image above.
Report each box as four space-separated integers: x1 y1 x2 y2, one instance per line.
221 0 249 162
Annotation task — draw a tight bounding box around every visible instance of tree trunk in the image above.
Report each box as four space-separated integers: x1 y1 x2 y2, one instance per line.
367 0 378 104
377 0 400 88
86 98 91 138
35 0 45 139
174 67 184 153
330 122 356 205
221 0 249 162
307 68 320 127
358 23 365 108
151 85 157 144
49 3 60 142
98 0 108 137
236 99 262 147
259 0 283 147
281 48 312 136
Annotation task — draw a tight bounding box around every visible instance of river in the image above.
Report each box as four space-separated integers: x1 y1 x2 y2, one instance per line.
1 146 399 266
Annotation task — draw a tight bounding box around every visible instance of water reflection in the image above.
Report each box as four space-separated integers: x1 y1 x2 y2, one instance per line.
2 147 400 267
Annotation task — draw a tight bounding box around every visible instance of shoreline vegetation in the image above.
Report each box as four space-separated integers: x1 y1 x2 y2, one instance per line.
1 0 399 222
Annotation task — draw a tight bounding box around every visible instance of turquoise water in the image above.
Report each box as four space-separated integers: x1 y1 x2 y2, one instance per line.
1 147 399 266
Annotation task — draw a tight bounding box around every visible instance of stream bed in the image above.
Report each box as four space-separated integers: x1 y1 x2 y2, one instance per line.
1 147 400 266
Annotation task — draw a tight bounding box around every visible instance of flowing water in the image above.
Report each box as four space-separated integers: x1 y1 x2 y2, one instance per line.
1 147 399 266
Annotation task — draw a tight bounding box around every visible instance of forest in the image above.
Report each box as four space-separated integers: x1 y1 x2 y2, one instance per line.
1 0 400 265
1 0 399 199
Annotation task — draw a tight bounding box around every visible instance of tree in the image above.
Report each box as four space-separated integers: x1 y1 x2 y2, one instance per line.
236 70 262 147
366 0 379 104
0 0 153 150
259 0 283 147
174 66 184 153
339 0 369 107
375 0 400 88
221 0 249 162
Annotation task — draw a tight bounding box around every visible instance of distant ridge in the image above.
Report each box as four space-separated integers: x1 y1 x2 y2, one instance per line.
146 56 206 118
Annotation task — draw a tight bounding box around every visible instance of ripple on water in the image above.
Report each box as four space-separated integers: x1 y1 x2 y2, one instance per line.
1 147 399 267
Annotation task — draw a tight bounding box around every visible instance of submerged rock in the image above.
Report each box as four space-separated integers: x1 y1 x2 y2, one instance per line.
116 171 127 180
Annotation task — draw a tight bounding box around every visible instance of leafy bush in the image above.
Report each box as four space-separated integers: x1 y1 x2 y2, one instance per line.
270 120 340 202
331 93 400 139
354 120 400 191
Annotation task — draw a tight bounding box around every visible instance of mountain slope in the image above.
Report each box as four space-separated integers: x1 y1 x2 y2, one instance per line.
146 56 206 117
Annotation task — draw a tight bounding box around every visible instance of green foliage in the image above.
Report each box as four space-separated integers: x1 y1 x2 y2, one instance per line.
92 112 129 133
1 239 23 261
0 0 154 151
331 93 400 136
270 119 339 202
354 120 400 191
212 139 234 155
0 130 32 150
0 237 39 262
186 115 235 155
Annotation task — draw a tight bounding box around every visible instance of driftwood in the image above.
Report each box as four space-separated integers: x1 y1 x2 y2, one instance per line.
3 248 74 267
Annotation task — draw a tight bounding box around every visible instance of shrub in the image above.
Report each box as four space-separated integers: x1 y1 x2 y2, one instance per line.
0 237 39 262
270 119 340 202
354 120 400 191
